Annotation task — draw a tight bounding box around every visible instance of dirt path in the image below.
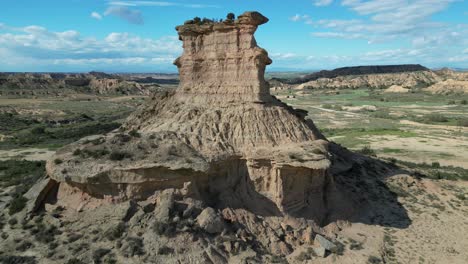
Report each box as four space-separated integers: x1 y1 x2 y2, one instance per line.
0 148 56 161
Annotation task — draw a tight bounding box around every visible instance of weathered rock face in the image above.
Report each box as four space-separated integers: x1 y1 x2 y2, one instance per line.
174 12 272 103
0 72 161 96
295 71 441 90
46 11 334 220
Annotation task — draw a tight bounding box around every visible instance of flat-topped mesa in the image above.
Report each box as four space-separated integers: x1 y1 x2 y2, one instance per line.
174 11 273 103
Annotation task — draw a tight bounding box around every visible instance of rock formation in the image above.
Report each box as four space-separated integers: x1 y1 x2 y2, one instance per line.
295 71 440 90
281 64 430 85
424 79 468 94
0 72 162 96
46 11 335 219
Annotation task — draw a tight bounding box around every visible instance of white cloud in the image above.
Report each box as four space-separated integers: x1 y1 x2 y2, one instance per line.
0 23 181 71
105 6 144 24
107 1 220 8
300 0 467 51
91 12 103 20
289 14 313 24
271 53 297 59
314 0 333 7
312 32 364 39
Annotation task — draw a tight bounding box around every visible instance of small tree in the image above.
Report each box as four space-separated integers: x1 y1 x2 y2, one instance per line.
226 13 235 20
193 17 201 25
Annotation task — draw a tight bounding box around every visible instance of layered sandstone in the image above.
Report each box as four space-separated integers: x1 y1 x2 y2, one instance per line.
424 79 468 94
46 12 334 219
0 72 161 96
295 71 441 90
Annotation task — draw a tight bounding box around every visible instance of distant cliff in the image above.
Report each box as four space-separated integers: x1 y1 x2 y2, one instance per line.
279 64 430 84
0 72 175 97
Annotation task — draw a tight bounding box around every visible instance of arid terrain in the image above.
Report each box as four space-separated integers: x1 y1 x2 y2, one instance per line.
0 11 467 264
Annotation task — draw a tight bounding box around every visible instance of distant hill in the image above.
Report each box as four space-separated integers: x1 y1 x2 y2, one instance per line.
278 64 430 84
0 72 176 97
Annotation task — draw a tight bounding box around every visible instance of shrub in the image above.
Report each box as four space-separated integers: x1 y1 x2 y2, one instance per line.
8 218 18 226
115 133 131 143
357 146 376 156
31 127 46 135
16 241 34 252
157 246 174 255
431 162 441 168
426 113 448 123
372 110 392 119
153 221 176 237
66 258 85 264
33 223 60 243
109 151 132 161
226 13 235 20
448 100 456 105
73 149 82 156
105 222 126 241
0 256 37 264
54 159 63 165
367 256 382 264
128 130 140 138
457 118 468 127
9 196 27 215
460 99 467 105
92 248 111 263
121 237 145 257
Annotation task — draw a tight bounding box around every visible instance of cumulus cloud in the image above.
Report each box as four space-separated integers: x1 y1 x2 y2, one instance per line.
0 23 181 71
91 12 103 20
314 0 333 7
294 0 467 54
105 6 144 24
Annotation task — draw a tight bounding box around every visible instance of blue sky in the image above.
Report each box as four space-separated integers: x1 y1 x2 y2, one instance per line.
0 0 467 72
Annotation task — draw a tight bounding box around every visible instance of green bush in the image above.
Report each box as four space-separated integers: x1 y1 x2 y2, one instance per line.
54 159 63 165
367 256 382 264
31 127 46 135
0 256 37 264
157 246 174 255
153 221 176 237
431 162 441 168
457 118 468 127
9 196 27 215
66 258 85 264
425 113 448 123
105 222 126 241
92 248 111 264
357 146 376 156
109 151 132 161
128 130 141 138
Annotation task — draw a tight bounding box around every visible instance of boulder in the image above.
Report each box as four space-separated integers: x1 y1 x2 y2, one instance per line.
314 234 337 253
196 207 224 234
21 177 58 220
154 190 175 223
313 246 326 258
